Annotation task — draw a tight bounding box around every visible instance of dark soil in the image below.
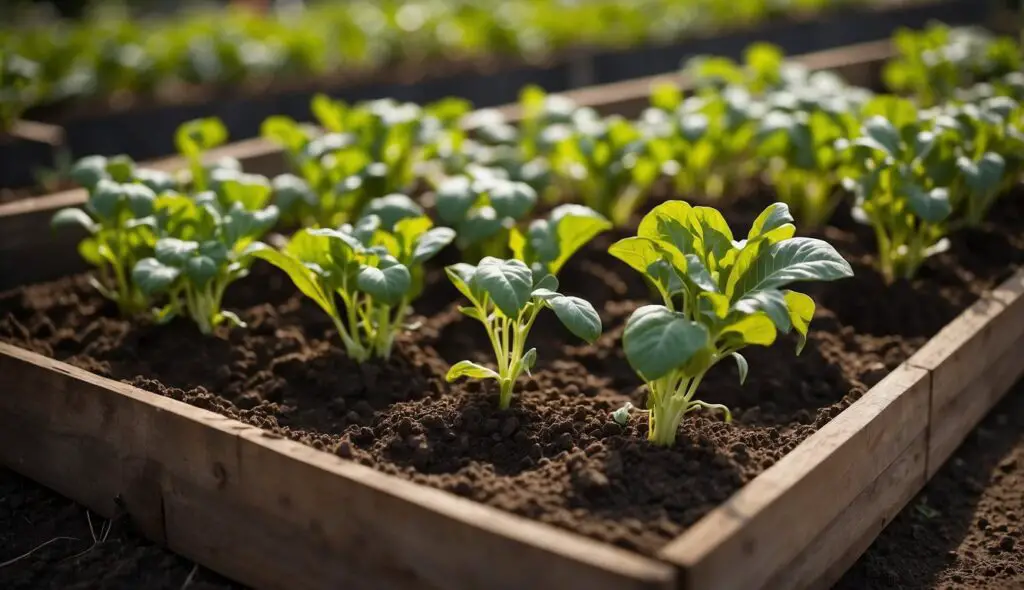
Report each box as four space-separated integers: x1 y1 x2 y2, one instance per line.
0 468 241 590
835 379 1024 590
2 190 1024 559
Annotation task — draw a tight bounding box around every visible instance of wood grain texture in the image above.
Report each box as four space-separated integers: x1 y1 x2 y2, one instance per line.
760 430 927 590
0 343 673 590
657 365 929 590
908 268 1024 478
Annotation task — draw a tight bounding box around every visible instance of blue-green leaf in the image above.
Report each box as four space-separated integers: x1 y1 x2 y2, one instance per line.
623 305 709 381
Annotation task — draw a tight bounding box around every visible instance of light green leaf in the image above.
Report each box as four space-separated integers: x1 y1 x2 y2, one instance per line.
548 295 602 343
248 244 334 316
608 236 670 275
861 116 901 156
446 263 479 303
472 257 533 318
720 313 777 346
683 254 717 291
546 205 610 275
623 305 710 381
747 202 795 241
446 360 499 382
731 352 749 385
784 290 815 354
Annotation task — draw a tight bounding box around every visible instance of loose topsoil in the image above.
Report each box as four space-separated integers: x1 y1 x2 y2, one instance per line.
2 189 1024 558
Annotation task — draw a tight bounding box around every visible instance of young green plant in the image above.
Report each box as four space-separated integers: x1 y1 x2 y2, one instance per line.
445 258 602 409
609 201 853 446
248 214 455 361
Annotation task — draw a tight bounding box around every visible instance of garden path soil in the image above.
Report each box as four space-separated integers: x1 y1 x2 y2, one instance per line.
835 379 1024 590
0 469 239 590
2 191 1023 558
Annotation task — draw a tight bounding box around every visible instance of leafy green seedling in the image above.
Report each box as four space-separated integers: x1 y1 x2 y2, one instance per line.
436 174 538 259
249 214 455 360
839 113 957 282
509 204 611 278
445 258 601 409
609 201 852 446
52 158 164 315
132 194 279 334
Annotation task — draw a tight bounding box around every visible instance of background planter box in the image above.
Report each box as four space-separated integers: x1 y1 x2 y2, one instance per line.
0 39 895 291
1 0 982 190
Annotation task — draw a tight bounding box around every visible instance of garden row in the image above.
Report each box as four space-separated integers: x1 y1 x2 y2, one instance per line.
0 0 983 189
1 26 1023 590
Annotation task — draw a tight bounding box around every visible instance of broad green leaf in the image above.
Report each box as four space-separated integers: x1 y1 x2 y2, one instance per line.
546 205 610 275
248 244 334 316
785 290 815 354
356 263 411 306
747 202 794 241
638 201 694 251
123 184 156 217
78 238 105 267
176 118 227 158
700 292 730 318
683 254 717 292
70 155 108 189
155 238 199 266
623 305 710 381
185 255 218 286
412 227 456 263
860 116 901 157
906 185 952 223
435 176 478 224
731 352 749 385
729 237 853 301
446 263 479 303
472 257 533 318
89 180 124 221
608 236 670 275
958 153 1006 194
51 208 97 233
272 173 316 211
720 313 777 347
458 206 503 244
446 360 499 382
488 181 536 220
362 194 424 230
735 289 791 333
548 295 602 343
133 258 180 295
533 274 559 291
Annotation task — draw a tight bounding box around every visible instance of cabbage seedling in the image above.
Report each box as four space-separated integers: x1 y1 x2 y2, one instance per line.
52 158 165 315
132 193 279 334
509 204 611 278
249 214 455 360
609 201 852 446
436 174 537 259
446 258 601 409
175 117 228 192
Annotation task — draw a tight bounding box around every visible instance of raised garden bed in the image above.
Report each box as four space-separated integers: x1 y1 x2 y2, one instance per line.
3 36 1024 590
2 0 983 190
0 38 894 291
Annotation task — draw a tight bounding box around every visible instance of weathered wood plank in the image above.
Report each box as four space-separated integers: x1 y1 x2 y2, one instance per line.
760 429 927 590
0 342 166 541
657 365 930 590
0 343 674 590
907 268 1024 477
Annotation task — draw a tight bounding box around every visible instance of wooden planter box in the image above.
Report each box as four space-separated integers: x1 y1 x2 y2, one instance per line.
0 39 893 291
6 0 981 188
3 38 1024 590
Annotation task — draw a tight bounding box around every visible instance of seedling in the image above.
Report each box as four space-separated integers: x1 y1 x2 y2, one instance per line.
609 201 852 446
249 214 455 361
446 258 601 409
